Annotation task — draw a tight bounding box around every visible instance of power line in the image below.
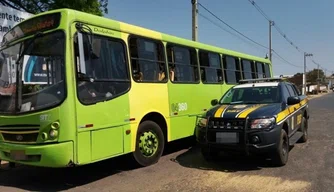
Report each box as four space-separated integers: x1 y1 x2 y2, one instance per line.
198 2 299 69
198 2 268 50
198 12 267 53
247 0 271 21
311 59 328 72
247 0 332 72
272 49 301 68
247 0 303 53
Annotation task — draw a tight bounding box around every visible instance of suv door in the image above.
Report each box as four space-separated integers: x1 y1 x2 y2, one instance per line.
285 83 303 134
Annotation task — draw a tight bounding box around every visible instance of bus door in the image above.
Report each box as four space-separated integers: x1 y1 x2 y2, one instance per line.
74 27 131 163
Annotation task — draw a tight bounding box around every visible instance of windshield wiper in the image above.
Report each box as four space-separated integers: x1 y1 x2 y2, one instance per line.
15 32 44 66
220 101 261 105
230 101 243 104
14 32 44 112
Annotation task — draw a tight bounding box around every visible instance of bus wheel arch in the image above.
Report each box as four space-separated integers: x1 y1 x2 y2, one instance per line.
133 112 167 167
140 112 168 142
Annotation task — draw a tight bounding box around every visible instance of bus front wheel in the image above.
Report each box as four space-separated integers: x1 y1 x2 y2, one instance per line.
133 120 165 167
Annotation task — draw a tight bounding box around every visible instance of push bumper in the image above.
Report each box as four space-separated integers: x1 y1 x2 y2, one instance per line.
0 141 74 168
196 124 281 154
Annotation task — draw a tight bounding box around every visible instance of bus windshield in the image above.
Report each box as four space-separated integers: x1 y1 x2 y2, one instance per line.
219 86 280 105
0 31 65 114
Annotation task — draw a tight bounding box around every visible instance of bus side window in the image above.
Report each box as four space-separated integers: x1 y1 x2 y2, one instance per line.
223 56 241 84
74 33 130 105
129 36 166 83
166 44 199 83
199 50 222 84
241 59 255 80
263 63 271 78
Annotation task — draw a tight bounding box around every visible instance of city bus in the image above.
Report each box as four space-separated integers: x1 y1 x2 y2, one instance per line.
0 9 272 168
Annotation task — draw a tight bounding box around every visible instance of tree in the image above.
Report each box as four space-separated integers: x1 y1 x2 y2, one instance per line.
288 72 303 88
0 0 108 16
306 68 325 83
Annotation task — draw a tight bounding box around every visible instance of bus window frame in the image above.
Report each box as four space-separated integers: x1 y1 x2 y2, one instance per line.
255 61 265 78
222 54 241 85
73 30 131 106
166 42 200 84
0 29 68 115
263 63 272 78
128 34 168 84
198 49 224 84
240 58 257 79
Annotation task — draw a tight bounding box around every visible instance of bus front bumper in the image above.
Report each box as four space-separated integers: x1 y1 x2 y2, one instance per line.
0 141 74 168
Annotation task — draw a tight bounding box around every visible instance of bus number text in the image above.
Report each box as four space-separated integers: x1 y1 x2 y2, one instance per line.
171 102 188 112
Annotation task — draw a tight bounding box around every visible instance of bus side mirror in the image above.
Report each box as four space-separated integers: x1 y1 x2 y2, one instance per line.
211 99 218 106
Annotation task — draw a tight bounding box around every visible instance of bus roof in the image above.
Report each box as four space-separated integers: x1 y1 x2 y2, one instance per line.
4 8 271 64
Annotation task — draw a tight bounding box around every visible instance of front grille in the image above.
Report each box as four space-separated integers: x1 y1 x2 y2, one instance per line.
206 118 246 144
2 132 39 143
208 118 246 130
0 126 40 143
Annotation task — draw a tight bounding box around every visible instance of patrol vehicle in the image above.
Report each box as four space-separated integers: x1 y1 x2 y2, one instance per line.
195 78 309 166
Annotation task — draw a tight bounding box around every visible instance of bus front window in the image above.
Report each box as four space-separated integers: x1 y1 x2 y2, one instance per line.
0 31 66 114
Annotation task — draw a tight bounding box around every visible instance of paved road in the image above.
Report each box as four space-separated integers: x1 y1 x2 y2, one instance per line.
0 93 333 192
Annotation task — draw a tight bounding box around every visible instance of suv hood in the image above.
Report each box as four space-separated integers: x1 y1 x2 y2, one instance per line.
206 103 281 119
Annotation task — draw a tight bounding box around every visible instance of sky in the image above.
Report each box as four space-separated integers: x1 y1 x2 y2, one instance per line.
106 0 334 76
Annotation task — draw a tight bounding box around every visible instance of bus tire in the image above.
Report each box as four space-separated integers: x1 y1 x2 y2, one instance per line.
133 120 165 167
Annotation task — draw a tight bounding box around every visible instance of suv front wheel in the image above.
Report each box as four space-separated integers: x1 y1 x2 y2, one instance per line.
271 129 289 166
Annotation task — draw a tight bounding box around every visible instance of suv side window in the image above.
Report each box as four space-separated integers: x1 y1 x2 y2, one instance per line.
281 83 291 103
286 84 298 97
292 84 301 96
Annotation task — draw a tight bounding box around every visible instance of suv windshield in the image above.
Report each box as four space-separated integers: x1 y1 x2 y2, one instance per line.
0 31 65 114
219 86 280 104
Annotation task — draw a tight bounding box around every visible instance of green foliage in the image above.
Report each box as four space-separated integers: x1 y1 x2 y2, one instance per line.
288 72 303 88
306 68 325 83
22 84 43 94
0 0 108 16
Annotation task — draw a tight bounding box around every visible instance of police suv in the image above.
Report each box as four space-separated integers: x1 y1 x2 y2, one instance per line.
195 78 309 166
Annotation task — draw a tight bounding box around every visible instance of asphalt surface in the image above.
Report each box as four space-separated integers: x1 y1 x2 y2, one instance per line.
0 92 333 192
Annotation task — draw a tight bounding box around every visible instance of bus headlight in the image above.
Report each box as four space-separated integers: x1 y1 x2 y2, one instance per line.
51 121 60 129
41 132 48 140
49 129 58 139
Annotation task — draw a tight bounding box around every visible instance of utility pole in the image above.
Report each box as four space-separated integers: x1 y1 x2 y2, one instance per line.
191 0 198 41
269 20 273 61
303 52 313 95
317 64 320 94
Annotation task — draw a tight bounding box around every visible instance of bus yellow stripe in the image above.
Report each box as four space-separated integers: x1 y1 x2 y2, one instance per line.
237 104 266 118
214 105 227 117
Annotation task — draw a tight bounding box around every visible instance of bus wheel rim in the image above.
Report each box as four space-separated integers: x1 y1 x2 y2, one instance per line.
139 131 159 157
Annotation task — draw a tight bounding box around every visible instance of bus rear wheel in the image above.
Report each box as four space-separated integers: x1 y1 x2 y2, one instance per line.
133 120 165 167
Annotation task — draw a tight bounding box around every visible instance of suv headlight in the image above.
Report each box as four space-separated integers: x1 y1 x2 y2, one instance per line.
250 117 275 129
197 117 208 128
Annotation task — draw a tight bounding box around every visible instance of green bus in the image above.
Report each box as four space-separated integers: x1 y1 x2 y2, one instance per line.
0 9 272 168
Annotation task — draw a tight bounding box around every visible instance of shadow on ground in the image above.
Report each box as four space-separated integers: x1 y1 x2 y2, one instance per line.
0 137 195 191
173 145 294 172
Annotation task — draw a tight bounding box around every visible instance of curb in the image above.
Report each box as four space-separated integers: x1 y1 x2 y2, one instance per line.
307 92 331 100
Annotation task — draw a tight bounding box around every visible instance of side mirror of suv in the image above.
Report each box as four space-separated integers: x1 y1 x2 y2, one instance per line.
287 96 300 105
211 99 218 106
